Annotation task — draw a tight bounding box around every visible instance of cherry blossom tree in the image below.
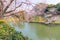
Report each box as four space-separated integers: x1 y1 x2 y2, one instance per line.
24 3 48 22
0 0 34 19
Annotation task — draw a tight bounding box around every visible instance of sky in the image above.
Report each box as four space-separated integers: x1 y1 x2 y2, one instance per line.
44 0 60 4
30 0 60 4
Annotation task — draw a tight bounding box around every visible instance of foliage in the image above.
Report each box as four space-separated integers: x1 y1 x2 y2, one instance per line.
12 32 28 40
45 4 55 13
55 3 60 11
0 20 29 40
47 4 55 8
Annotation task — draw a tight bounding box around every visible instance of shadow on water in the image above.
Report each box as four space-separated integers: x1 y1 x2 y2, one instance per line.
8 21 60 40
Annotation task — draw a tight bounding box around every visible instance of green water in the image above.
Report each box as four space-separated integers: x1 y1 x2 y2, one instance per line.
9 22 60 40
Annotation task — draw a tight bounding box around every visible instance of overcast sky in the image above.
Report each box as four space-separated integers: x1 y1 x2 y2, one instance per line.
44 0 60 4
29 0 60 4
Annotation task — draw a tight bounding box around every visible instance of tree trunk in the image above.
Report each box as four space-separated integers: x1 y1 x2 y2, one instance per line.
0 12 3 20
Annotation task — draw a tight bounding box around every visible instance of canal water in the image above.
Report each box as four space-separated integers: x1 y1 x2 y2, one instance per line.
8 21 60 40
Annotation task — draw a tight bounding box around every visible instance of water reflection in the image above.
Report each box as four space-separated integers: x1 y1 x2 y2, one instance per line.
7 21 60 40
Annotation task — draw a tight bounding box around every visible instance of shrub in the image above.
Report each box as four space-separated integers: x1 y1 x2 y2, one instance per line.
0 20 29 40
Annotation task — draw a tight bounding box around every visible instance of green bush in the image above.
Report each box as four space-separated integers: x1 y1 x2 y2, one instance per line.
55 3 60 11
0 20 29 40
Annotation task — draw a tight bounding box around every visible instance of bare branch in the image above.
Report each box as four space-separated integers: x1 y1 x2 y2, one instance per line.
0 0 3 6
3 12 19 17
3 0 14 14
5 1 35 13
0 0 4 17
